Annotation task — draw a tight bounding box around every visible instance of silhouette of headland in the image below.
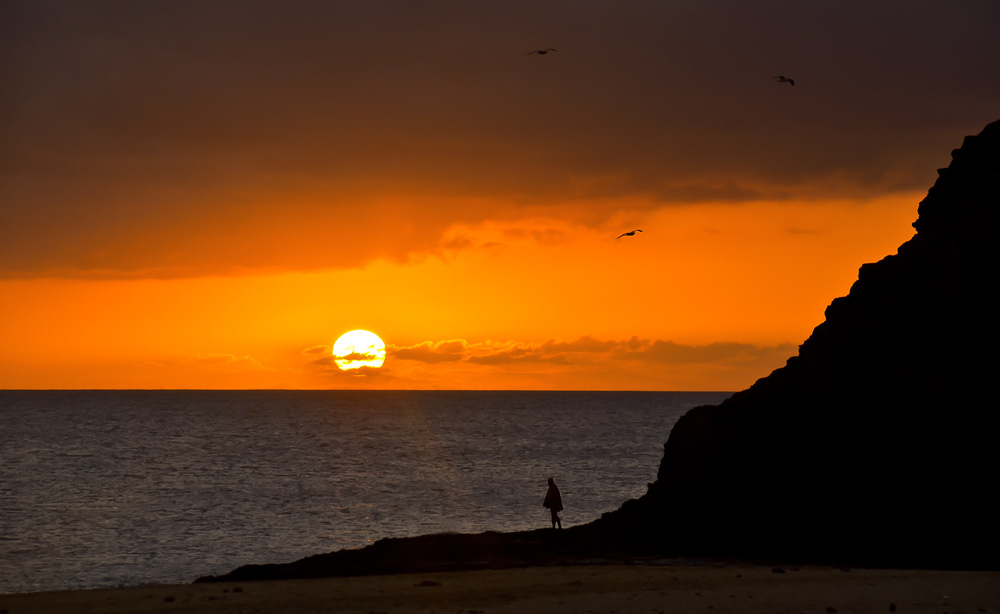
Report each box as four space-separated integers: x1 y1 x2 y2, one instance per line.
198 119 1000 583
599 119 1000 570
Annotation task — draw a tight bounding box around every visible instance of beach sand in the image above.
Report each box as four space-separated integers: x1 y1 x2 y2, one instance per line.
2 564 996 614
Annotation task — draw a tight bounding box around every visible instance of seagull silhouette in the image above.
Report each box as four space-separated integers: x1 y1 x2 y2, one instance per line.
773 75 795 86
616 229 643 239
527 48 558 55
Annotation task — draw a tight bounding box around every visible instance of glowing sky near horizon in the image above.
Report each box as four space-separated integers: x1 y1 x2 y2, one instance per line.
1 1 998 390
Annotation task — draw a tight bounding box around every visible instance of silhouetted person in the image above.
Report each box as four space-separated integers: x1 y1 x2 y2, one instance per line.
543 477 563 529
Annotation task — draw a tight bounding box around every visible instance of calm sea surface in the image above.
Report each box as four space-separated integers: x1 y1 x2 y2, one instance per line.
0 390 730 594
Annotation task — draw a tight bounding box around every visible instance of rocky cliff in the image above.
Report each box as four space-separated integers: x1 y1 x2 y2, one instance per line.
599 119 999 568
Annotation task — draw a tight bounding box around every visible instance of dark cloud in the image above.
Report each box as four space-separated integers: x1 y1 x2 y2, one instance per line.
301 345 329 356
389 336 794 369
2 1 998 277
540 336 618 353
618 340 798 365
335 352 382 363
468 346 570 366
652 183 769 205
390 341 466 364
308 355 336 367
305 353 387 380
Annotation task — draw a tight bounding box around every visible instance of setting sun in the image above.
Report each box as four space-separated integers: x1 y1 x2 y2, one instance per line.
333 330 386 370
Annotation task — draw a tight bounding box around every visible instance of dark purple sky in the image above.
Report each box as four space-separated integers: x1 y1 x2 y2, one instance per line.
3 0 998 277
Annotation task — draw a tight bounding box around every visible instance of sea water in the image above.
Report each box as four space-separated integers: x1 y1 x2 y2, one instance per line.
0 390 730 593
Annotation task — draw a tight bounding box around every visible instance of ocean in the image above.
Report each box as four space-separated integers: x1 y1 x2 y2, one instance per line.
0 390 730 594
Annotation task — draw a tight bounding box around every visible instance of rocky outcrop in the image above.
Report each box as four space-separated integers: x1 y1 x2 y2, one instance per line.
196 529 677 583
598 119 999 568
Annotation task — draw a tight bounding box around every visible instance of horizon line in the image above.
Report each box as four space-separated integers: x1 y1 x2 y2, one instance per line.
0 388 736 393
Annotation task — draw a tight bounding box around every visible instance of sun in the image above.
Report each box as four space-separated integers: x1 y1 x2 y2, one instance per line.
332 330 386 370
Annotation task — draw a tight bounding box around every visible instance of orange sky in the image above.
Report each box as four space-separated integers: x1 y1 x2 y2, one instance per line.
2 1 998 390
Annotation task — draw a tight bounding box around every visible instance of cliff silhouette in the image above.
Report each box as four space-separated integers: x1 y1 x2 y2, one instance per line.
599 118 999 568
199 119 999 583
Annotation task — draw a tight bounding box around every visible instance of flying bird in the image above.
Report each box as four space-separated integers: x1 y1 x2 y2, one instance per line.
528 48 558 55
773 75 795 86
616 229 643 239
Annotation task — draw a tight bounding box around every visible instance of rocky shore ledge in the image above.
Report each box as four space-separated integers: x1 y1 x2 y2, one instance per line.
195 528 675 583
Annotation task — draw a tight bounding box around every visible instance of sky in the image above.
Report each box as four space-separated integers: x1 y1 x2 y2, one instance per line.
2 0 998 390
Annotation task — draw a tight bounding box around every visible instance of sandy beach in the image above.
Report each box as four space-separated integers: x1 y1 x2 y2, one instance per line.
2 564 996 614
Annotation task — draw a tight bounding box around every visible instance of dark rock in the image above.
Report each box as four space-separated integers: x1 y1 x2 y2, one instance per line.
597 120 1000 569
196 528 650 583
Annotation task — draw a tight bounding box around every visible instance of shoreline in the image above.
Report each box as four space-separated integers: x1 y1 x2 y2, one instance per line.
2 563 997 614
